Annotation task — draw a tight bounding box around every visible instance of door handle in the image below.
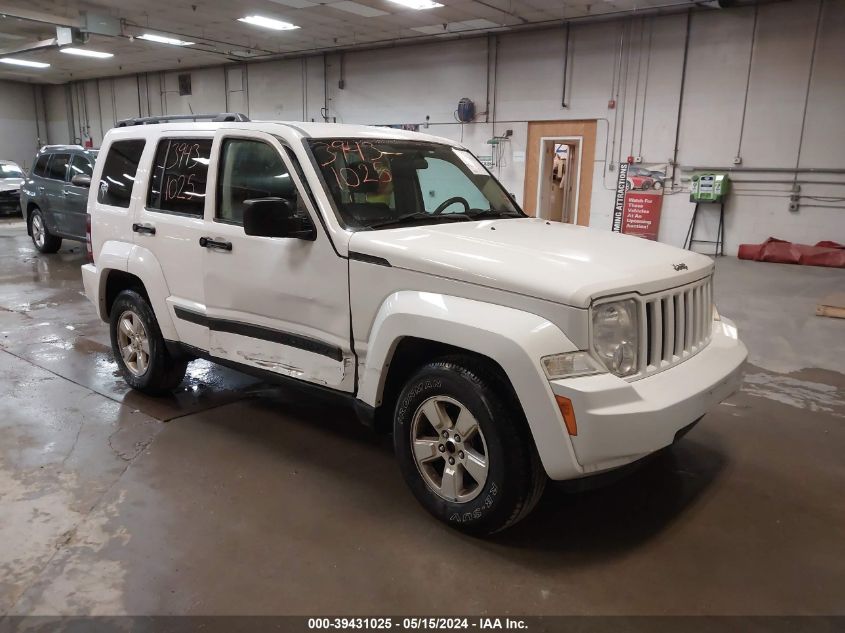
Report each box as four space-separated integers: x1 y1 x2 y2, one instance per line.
132 223 156 235
199 237 232 251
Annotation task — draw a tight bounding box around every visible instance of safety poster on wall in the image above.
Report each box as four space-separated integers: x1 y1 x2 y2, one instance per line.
611 162 666 241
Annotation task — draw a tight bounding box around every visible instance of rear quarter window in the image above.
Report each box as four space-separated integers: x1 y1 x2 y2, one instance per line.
97 139 146 208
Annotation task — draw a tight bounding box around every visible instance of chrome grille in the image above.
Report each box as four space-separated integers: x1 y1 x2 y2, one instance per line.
638 275 713 378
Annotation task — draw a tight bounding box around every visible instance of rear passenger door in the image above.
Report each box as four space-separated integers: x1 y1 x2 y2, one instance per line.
28 153 50 212
133 135 213 351
199 130 353 392
43 153 70 233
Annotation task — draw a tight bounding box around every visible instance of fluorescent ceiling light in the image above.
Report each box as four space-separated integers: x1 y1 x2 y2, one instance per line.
238 15 300 30
60 47 114 58
0 57 50 68
268 0 316 7
386 0 443 8
137 33 194 46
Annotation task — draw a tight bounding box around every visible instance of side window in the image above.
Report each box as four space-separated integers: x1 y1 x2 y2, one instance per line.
417 157 488 213
147 138 212 216
46 154 70 181
68 154 93 180
33 154 49 177
216 139 297 225
97 140 146 208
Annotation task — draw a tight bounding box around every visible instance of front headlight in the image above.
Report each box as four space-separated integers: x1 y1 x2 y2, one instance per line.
591 299 639 377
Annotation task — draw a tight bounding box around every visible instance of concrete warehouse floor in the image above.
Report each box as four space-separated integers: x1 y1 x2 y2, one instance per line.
0 218 843 616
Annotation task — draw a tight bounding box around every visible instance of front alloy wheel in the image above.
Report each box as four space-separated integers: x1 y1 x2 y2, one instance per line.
412 395 489 503
394 357 546 535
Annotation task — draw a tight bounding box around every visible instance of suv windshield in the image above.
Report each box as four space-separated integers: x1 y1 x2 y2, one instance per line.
308 139 522 230
0 164 23 178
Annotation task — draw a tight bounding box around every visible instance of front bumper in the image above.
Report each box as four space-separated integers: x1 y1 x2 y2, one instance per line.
0 190 20 213
548 318 746 477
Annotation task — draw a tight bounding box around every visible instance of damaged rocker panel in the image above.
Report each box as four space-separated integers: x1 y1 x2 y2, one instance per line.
173 306 344 362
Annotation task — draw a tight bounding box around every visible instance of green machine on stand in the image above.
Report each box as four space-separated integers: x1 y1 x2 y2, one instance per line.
684 173 731 256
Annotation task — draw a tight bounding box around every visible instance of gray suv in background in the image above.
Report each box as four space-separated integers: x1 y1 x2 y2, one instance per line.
20 145 98 253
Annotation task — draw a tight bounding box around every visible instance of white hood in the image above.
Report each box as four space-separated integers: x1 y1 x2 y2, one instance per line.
0 178 23 192
348 218 713 308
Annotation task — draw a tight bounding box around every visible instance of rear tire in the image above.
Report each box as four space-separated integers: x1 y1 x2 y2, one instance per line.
29 208 61 253
394 356 546 535
109 289 188 395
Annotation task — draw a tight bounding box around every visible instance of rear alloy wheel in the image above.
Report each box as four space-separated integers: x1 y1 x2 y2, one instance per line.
394 357 546 535
30 209 61 253
116 309 151 377
109 289 188 395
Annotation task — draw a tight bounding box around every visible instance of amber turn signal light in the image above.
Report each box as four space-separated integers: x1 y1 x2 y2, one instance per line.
555 395 577 436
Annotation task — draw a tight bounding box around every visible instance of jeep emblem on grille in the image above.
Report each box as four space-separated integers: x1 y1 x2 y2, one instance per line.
673 263 688 271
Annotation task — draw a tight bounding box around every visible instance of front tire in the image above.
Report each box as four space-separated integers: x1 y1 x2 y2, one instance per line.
109 290 188 395
29 208 61 253
394 357 546 535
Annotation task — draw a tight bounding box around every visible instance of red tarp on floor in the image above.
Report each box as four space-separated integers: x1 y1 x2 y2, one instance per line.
738 237 845 268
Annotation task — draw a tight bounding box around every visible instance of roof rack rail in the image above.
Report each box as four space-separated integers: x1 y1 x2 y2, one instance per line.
40 144 85 151
116 113 250 127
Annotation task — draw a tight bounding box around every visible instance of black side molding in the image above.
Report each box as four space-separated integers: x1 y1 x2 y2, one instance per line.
348 251 391 267
174 307 343 361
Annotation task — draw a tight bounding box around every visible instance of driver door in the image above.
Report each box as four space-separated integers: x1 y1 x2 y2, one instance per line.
200 130 354 392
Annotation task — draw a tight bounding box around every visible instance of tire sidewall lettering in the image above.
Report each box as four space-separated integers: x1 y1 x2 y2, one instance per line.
397 371 503 527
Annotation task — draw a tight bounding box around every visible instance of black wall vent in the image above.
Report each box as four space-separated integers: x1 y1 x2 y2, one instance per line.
178 73 192 96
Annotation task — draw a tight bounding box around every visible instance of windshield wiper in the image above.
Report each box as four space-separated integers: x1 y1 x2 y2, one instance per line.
466 209 521 220
364 212 472 230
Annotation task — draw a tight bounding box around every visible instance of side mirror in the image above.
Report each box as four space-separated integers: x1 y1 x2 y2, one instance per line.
71 174 92 188
242 197 316 240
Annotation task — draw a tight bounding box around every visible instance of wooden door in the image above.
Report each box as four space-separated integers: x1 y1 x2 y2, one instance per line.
522 120 597 226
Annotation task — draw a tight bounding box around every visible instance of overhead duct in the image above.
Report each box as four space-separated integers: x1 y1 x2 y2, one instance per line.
56 27 87 46
80 12 122 37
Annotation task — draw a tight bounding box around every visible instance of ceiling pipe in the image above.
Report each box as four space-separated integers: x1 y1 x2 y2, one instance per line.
681 166 845 174
0 7 80 27
0 37 57 56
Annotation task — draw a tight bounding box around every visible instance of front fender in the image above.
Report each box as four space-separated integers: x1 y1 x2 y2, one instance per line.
359 291 584 480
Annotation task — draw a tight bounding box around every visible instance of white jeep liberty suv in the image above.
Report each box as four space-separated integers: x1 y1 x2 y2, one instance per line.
81 113 747 534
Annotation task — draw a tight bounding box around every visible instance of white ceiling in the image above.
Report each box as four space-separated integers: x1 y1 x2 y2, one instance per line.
0 0 704 83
